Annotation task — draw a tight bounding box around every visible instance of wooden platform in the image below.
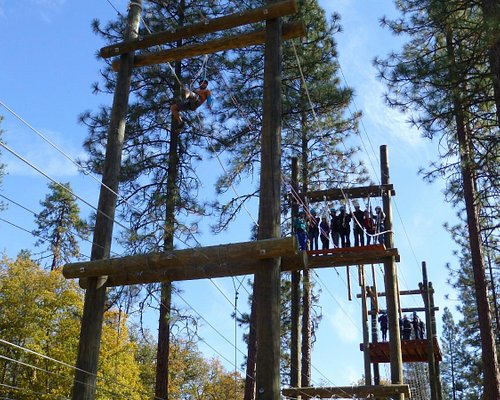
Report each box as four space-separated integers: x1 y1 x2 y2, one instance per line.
360 337 442 363
307 244 400 268
282 384 410 399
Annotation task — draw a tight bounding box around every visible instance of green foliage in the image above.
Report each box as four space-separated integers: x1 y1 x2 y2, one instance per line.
0 254 146 399
32 182 89 270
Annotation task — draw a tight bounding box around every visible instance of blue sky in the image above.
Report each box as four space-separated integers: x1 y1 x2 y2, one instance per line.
0 0 460 388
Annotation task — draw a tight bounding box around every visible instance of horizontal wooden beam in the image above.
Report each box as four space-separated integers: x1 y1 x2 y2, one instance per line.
367 306 439 315
64 236 296 280
100 0 298 58
296 183 395 204
360 288 435 298
112 22 305 71
281 384 410 399
307 246 400 269
79 252 308 288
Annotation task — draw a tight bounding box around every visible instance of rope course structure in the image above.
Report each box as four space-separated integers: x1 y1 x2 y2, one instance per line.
0 0 446 399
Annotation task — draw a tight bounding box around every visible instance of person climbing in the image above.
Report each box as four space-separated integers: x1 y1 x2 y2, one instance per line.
378 311 388 341
294 211 308 251
319 216 330 250
308 209 320 251
352 202 365 247
170 79 213 130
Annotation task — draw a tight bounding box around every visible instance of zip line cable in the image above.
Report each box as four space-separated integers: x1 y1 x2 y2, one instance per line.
0 100 134 214
0 141 131 233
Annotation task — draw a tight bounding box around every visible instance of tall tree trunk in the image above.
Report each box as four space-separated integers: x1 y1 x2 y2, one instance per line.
244 295 257 400
155 3 184 398
480 0 500 126
445 23 500 400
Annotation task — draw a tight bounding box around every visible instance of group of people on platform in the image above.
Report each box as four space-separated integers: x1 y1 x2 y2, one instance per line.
293 202 386 251
377 311 426 341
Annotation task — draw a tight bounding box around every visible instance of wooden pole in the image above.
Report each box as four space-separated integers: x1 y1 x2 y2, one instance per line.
112 22 304 71
380 145 404 398
360 266 372 385
421 262 438 400
290 157 301 389
100 0 298 58
70 2 142 400
254 1 282 398
429 282 443 400
370 290 381 386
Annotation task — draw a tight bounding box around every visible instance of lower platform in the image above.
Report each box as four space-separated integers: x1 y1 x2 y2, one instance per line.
360 337 442 363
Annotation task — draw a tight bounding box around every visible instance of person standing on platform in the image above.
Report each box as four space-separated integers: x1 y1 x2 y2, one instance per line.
364 209 376 245
330 208 340 248
378 311 389 341
338 206 352 247
352 203 365 247
402 315 412 340
308 209 320 251
412 312 422 339
373 206 386 245
294 211 308 251
319 216 330 250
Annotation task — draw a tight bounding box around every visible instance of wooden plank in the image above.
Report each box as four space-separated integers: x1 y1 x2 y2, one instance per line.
100 0 298 58
281 384 410 399
297 183 395 204
111 21 305 71
64 237 296 279
361 337 442 363
307 247 400 269
359 288 434 298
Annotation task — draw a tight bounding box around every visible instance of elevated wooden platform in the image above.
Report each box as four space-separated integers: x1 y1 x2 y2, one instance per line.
282 384 410 399
296 183 395 203
307 244 400 268
360 337 442 363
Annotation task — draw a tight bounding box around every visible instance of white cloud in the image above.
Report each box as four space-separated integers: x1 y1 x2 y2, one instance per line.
327 302 360 343
3 127 82 178
32 0 66 22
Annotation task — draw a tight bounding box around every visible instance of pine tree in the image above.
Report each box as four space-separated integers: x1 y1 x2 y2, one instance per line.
33 182 89 270
375 0 500 396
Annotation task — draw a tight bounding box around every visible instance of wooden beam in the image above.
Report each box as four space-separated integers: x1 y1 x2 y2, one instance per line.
368 307 439 316
78 252 307 288
296 183 395 204
100 0 298 58
111 22 305 71
359 288 434 298
281 384 410 399
64 237 296 280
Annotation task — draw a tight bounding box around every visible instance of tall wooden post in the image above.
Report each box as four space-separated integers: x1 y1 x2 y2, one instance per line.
254 0 282 399
290 157 301 388
380 145 404 398
360 266 372 385
370 287 380 386
429 282 443 400
421 262 438 400
71 2 142 399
